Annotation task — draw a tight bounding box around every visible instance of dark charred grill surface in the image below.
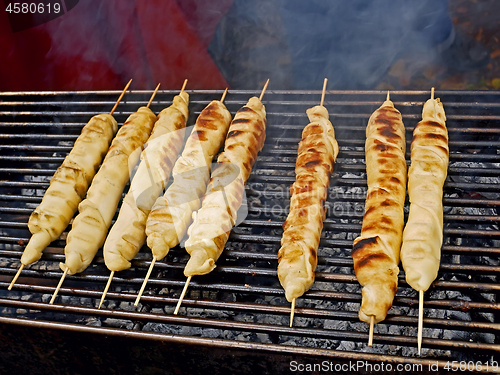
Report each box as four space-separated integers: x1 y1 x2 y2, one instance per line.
0 89 499 371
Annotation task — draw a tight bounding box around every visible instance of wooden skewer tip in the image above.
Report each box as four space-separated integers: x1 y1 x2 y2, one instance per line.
147 83 161 108
259 79 270 101
8 263 25 290
368 315 375 347
181 79 188 93
110 79 133 115
49 267 69 305
418 289 424 355
386 91 390 101
174 276 192 315
220 88 228 103
134 257 157 307
320 78 328 107
431 87 435 100
290 298 296 327
99 271 115 309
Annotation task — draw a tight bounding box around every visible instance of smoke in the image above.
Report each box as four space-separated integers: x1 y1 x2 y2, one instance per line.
209 0 453 90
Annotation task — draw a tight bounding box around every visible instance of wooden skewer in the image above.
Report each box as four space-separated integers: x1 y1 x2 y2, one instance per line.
320 78 328 106
98 271 115 309
180 79 188 93
418 289 424 355
259 79 270 101
368 315 375 347
290 298 296 327
431 87 435 100
147 83 161 108
134 257 157 306
8 264 24 290
174 276 192 315
110 79 133 115
220 88 228 103
49 267 69 304
387 90 390 101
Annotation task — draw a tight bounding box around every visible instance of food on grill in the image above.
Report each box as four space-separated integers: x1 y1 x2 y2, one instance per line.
59 105 157 277
8 80 132 291
133 91 232 306
351 93 406 330
183 95 267 277
104 90 189 272
277 79 338 318
145 96 231 262
278 104 338 303
400 89 448 354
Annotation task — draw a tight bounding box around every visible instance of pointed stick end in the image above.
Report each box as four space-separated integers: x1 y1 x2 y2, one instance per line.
386 91 390 101
147 83 161 108
99 271 115 309
174 276 192 315
181 79 188 93
49 267 69 305
290 298 296 327
110 79 133 115
368 315 375 347
220 88 228 103
320 78 328 107
134 257 157 307
418 289 424 355
431 87 435 100
259 79 270 101
8 263 25 290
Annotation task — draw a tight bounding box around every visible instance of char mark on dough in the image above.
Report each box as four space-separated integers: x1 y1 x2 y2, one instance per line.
227 130 244 138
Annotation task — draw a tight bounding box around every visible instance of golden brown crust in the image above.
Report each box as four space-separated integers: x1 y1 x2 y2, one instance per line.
184 97 267 277
145 100 232 261
352 99 406 324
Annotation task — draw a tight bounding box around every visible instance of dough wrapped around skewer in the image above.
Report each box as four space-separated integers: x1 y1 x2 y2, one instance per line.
104 92 189 272
278 105 338 302
21 114 118 265
352 97 406 324
60 107 157 275
183 97 266 276
401 97 448 292
145 100 232 261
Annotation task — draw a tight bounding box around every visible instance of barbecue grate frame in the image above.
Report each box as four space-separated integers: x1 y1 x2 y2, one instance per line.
0 88 499 372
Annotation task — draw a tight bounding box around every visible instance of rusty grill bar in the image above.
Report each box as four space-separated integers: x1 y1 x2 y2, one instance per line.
0 89 499 370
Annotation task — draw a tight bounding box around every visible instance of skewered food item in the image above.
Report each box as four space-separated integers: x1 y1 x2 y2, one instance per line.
134 91 231 306
104 90 189 272
59 105 157 276
181 89 267 284
146 97 231 261
277 104 338 304
400 89 448 354
351 93 406 331
8 80 132 291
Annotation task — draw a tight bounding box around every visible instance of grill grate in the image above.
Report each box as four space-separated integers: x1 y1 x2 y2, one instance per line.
0 89 499 370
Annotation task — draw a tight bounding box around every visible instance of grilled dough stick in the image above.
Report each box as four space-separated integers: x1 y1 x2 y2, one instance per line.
352 93 406 325
401 94 447 292
145 98 232 262
58 105 157 276
400 92 448 354
183 96 267 277
103 91 189 272
19 114 118 267
277 105 338 303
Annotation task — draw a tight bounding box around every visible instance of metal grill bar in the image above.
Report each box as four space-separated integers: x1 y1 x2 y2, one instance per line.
0 89 498 366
